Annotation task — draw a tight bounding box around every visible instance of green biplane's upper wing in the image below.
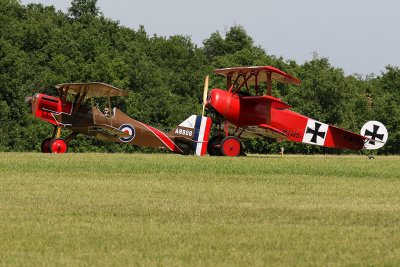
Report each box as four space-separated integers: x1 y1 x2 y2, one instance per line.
56 82 129 98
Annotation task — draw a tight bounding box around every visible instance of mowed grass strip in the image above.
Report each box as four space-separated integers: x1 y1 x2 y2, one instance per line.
0 153 400 266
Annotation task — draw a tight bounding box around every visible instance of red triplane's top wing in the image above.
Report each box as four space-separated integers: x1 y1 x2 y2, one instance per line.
214 66 302 85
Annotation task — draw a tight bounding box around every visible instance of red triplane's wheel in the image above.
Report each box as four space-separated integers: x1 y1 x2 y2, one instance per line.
49 138 68 154
207 136 222 156
41 138 52 153
220 136 242 157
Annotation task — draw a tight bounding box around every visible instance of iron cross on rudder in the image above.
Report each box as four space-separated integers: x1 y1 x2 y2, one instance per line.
364 124 384 145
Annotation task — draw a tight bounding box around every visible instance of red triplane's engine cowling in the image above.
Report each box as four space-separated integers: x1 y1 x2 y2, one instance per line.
208 88 268 126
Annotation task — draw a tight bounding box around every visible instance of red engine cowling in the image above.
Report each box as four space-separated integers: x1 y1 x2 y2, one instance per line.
208 89 267 126
30 93 72 125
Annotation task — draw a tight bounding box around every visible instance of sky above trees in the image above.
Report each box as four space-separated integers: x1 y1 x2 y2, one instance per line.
20 0 400 76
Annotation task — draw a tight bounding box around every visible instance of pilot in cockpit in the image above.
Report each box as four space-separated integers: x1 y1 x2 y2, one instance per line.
103 107 110 118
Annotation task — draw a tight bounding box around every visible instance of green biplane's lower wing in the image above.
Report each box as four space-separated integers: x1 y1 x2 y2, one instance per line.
68 124 132 141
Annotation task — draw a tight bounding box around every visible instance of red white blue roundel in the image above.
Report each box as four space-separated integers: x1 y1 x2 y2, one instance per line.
119 124 135 142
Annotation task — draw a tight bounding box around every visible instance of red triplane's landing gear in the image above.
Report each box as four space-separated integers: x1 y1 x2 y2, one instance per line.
207 137 221 156
207 120 243 157
220 136 242 157
207 136 242 157
207 121 242 157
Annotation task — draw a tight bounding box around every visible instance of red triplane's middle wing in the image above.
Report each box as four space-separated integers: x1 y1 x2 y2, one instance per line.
241 95 292 109
225 122 288 139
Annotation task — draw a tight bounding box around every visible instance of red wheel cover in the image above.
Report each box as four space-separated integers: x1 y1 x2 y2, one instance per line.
222 138 241 157
50 139 67 153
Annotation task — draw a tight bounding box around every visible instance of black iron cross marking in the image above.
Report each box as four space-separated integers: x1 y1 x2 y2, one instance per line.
364 124 384 145
306 122 326 143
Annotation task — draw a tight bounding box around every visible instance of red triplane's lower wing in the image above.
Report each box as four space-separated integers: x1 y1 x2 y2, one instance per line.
243 124 287 139
224 122 287 139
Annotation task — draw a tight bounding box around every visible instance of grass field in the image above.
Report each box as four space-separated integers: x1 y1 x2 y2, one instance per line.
1 153 400 266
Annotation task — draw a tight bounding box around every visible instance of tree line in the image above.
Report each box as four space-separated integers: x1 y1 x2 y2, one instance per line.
0 0 399 154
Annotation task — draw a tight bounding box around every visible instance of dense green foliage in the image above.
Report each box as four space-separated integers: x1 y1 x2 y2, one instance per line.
0 0 399 154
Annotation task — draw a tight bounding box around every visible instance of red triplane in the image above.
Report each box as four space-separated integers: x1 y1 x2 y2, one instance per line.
27 66 387 157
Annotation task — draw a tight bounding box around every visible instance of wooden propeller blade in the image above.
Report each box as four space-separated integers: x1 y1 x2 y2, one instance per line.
202 75 209 117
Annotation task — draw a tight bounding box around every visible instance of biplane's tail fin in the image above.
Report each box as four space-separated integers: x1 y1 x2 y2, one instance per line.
169 115 212 156
360 121 388 150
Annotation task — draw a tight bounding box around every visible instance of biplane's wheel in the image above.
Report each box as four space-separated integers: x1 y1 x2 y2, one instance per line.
41 138 52 153
207 136 222 156
49 138 68 154
220 136 241 157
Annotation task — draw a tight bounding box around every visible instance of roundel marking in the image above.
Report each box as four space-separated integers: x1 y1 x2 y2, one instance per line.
119 124 135 142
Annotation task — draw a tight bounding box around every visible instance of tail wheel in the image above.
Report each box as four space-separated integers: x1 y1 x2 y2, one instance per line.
220 136 241 157
41 138 52 153
207 136 222 156
49 138 68 154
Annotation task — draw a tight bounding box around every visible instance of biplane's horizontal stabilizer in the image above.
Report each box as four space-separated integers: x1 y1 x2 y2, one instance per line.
169 115 212 156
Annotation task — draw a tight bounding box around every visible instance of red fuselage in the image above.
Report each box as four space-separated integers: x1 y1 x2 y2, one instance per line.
208 88 306 130
207 88 364 150
208 89 264 126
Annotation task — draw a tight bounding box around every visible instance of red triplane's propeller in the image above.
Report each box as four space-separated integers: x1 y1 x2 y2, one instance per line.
202 75 209 117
